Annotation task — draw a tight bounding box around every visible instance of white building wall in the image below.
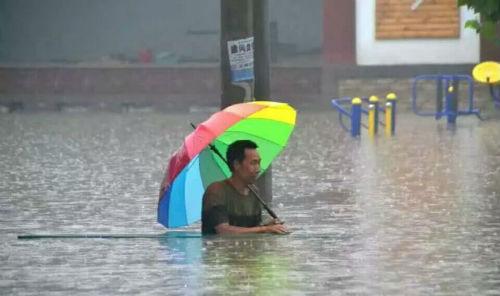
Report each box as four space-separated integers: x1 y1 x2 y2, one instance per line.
356 0 480 65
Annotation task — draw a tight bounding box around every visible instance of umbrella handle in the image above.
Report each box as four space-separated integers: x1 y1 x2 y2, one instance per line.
247 184 280 220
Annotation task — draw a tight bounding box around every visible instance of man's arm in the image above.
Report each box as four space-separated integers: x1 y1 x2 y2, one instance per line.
215 222 288 235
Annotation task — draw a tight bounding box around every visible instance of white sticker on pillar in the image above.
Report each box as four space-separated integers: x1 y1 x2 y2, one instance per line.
227 37 254 82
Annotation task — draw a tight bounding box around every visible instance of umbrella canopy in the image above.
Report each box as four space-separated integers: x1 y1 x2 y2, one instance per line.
158 101 296 228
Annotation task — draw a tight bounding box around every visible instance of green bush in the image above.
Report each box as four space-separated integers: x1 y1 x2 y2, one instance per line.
458 0 500 44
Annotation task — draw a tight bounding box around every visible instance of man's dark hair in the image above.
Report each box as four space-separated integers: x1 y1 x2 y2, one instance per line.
226 140 258 172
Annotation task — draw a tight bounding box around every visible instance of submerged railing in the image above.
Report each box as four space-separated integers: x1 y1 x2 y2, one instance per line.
331 93 397 138
412 74 482 123
489 84 500 108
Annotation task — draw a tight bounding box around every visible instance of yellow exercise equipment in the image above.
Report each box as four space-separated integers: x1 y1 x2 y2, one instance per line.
472 61 500 84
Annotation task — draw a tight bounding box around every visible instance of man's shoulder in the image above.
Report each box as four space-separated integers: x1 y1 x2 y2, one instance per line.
205 180 227 195
203 180 228 207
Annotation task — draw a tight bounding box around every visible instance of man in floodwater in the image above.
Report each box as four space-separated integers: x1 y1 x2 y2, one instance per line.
201 140 288 235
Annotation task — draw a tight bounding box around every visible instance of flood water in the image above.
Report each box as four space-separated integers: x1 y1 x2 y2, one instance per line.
1 109 500 295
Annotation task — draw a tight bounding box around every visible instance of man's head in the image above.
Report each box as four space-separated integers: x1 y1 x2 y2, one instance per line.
226 140 261 183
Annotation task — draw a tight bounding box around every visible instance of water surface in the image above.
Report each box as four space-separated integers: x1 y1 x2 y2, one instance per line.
1 110 500 295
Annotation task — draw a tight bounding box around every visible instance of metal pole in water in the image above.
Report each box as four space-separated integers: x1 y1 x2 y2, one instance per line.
385 101 393 137
351 97 362 137
368 103 375 137
369 95 379 135
446 84 457 124
436 76 443 119
386 93 397 135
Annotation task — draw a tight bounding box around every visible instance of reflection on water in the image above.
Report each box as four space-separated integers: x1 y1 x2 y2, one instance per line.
199 236 295 295
1 111 500 295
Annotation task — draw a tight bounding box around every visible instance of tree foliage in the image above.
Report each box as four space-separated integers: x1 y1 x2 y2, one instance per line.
458 0 500 43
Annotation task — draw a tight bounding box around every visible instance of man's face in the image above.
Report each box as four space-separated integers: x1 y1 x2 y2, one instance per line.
234 148 261 183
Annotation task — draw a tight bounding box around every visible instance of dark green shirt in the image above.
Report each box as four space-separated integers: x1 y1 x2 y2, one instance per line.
201 180 262 234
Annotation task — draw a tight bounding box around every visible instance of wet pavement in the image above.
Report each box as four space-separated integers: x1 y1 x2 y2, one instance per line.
1 109 500 295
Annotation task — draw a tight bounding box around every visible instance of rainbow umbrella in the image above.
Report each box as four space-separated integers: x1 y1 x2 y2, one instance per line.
158 101 296 228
